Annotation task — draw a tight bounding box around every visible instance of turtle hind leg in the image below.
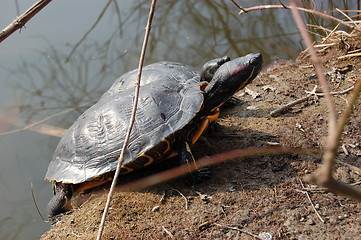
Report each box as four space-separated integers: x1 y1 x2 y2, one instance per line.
46 182 73 221
176 140 211 184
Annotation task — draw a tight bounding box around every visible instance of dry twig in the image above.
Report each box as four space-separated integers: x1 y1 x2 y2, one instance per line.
271 85 355 117
297 178 325 223
170 187 189 210
65 0 113 62
305 86 355 96
0 0 52 43
30 182 45 221
308 78 361 200
214 223 261 239
96 1 157 239
289 0 361 200
270 86 318 117
159 191 166 204
239 4 361 33
338 52 361 59
162 226 174 239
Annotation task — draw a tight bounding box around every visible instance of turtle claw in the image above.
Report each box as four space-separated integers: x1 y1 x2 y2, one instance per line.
48 210 73 225
196 167 212 180
183 167 212 185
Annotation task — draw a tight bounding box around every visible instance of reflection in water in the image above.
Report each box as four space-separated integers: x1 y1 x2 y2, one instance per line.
14 1 361 126
14 1 305 125
14 45 127 127
0 0 359 239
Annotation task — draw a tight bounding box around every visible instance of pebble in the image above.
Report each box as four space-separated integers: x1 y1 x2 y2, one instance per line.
329 216 338 224
306 219 315 225
338 214 348 220
259 232 273 240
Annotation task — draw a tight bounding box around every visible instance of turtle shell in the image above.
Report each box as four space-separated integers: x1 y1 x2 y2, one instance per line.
45 62 204 184
105 61 199 96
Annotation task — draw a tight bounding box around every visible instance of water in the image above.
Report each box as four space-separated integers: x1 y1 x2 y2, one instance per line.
0 0 358 239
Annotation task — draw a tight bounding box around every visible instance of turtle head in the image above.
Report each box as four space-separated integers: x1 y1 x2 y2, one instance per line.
200 56 231 82
203 53 262 111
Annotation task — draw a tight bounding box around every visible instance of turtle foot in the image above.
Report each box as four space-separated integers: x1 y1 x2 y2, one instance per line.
183 167 212 185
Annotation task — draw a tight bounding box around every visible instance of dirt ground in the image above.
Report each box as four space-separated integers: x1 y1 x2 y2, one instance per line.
41 31 361 240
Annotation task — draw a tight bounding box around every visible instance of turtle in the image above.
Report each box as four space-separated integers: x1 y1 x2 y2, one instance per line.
104 55 231 95
45 53 263 219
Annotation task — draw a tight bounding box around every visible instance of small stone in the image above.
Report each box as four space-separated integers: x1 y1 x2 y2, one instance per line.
314 203 320 210
259 232 273 240
300 217 306 222
306 219 315 225
227 186 237 192
329 216 338 224
246 105 257 110
199 194 211 203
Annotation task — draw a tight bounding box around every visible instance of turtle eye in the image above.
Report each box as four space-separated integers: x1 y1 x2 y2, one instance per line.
249 57 258 66
248 53 262 66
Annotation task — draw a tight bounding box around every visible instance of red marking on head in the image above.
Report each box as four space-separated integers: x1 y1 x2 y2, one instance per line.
231 65 248 76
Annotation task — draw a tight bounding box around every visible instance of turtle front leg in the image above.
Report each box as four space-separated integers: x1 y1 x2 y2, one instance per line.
176 140 211 184
47 182 73 220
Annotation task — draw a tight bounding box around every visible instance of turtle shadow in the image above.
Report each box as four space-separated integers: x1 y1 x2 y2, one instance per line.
71 99 313 209
72 123 310 210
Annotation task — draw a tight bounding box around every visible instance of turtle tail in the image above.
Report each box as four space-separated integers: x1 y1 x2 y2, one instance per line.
47 182 73 220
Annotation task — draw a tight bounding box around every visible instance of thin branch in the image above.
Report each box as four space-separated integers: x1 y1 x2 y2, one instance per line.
308 79 361 197
238 4 361 33
336 8 355 24
305 86 355 96
298 178 325 223
270 85 355 117
96 1 157 239
162 226 175 239
0 0 52 43
229 0 247 12
338 52 361 59
289 0 337 178
65 0 113 63
31 182 45 221
214 223 261 239
270 85 317 117
313 176 361 201
170 187 188 210
288 1 361 201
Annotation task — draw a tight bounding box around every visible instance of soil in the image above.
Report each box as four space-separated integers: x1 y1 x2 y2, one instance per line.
41 31 361 240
